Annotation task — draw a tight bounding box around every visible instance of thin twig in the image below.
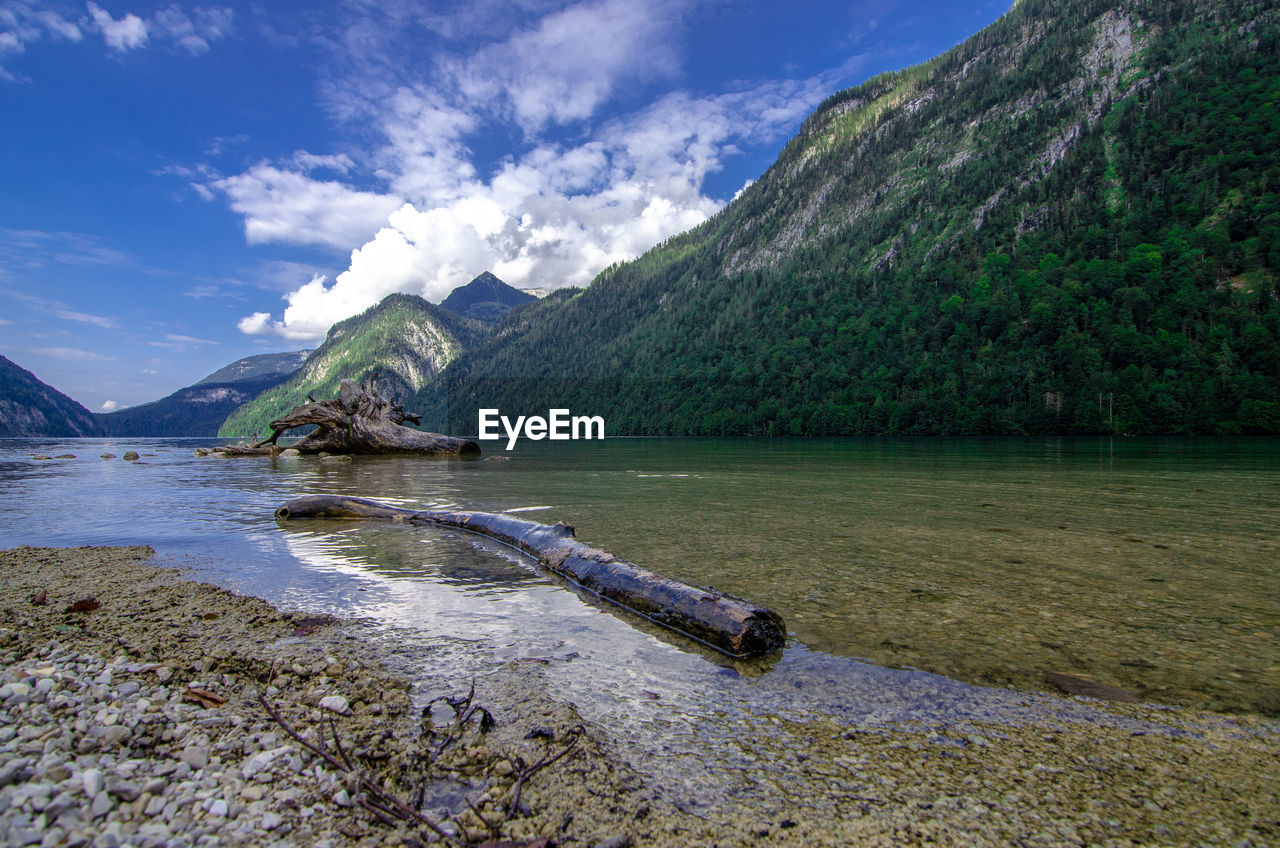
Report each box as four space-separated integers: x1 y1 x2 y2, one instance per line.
465 794 504 841
257 693 457 844
508 728 583 821
329 715 355 771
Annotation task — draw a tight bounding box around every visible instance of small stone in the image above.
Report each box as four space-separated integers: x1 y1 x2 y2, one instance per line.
203 798 228 817
90 790 113 818
109 779 141 801
261 812 284 831
333 788 352 807
44 792 76 817
0 760 29 788
318 695 350 715
241 745 291 780
100 453 117 459
82 768 105 798
494 759 514 777
122 451 140 461
155 667 173 683
279 448 302 458
180 745 209 770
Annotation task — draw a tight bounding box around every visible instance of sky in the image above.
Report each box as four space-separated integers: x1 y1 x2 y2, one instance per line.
0 0 1008 411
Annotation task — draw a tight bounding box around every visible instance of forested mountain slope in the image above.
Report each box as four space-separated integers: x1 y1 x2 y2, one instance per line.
220 294 482 438
0 355 102 437
440 271 536 322
425 0 1280 436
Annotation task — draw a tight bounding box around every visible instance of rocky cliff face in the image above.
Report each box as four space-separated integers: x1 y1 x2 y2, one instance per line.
219 294 482 438
194 351 311 386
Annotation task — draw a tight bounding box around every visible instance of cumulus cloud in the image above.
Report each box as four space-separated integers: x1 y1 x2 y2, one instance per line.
232 0 851 342
86 2 147 51
100 399 119 411
214 164 404 250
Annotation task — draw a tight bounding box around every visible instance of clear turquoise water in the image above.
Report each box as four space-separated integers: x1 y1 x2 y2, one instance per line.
2 436 1278 804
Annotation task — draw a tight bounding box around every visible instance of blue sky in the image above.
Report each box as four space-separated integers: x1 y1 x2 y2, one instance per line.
1 0 1007 411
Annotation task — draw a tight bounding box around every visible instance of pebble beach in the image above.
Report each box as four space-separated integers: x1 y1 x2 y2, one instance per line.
2 545 1279 847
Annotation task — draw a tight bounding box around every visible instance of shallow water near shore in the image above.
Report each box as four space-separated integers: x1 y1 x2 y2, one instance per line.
2 436 1279 809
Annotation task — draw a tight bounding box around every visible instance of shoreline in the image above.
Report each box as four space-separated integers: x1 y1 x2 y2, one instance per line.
2 546 1278 846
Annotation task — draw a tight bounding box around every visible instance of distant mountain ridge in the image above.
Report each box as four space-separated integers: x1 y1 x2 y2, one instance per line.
423 0 1280 436
94 350 311 437
440 271 536 322
0 355 101 437
195 351 311 386
219 293 483 438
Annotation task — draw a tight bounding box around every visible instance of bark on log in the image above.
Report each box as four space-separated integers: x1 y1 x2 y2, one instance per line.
217 374 479 457
274 494 787 658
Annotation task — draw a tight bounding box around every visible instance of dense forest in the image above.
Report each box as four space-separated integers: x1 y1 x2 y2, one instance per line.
421 0 1280 437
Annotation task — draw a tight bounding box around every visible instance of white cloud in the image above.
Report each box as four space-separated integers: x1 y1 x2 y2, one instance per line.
2 2 231 78
26 345 114 361
151 4 233 55
453 0 683 133
86 2 147 52
231 0 854 342
3 287 119 329
213 164 403 250
100 399 118 411
54 307 117 329
237 311 272 335
1 3 82 78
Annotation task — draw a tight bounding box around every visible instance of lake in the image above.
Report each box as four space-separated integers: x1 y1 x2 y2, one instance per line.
2 436 1278 803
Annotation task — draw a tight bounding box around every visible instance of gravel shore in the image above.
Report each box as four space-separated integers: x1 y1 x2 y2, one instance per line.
2 545 1278 847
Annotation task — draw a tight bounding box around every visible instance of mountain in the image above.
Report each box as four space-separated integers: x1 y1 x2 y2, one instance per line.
219 293 483 438
425 0 1280 436
95 351 310 437
194 351 311 386
440 271 537 322
0 355 102 437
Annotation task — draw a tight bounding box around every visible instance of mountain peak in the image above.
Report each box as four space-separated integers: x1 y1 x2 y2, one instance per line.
440 272 536 322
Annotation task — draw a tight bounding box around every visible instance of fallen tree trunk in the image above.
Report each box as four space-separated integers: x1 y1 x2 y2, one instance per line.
216 375 479 457
275 494 787 658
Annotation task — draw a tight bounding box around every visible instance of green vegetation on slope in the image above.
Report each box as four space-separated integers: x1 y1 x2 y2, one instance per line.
221 294 483 438
425 0 1280 436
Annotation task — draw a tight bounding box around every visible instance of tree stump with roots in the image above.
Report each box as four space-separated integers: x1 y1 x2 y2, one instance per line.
216 374 479 457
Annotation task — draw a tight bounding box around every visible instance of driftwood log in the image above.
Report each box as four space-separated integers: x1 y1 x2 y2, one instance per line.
275 494 787 658
218 374 479 457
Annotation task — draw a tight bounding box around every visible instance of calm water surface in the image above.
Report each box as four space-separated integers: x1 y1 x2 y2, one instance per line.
1 436 1277 801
